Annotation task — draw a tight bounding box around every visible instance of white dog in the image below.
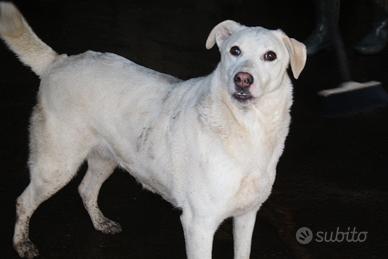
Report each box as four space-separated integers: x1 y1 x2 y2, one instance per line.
0 2 306 259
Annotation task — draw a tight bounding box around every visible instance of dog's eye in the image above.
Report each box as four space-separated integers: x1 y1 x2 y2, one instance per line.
230 46 241 56
263 51 277 61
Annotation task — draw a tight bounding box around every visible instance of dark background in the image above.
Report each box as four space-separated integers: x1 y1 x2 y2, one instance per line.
1 0 388 258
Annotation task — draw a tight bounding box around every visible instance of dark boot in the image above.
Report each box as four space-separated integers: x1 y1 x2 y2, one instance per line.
354 17 388 54
354 0 388 54
305 0 340 56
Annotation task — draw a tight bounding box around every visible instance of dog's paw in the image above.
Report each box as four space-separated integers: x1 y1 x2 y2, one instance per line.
95 218 122 234
14 239 39 258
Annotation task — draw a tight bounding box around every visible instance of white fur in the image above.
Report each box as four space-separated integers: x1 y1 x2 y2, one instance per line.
0 3 57 75
0 3 306 259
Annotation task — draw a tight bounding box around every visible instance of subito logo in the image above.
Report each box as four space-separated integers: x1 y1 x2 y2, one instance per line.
296 227 313 245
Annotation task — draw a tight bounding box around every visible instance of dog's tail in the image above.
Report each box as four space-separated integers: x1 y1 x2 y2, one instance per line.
0 2 58 76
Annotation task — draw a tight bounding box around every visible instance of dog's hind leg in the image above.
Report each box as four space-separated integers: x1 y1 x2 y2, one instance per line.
78 151 121 234
13 108 95 258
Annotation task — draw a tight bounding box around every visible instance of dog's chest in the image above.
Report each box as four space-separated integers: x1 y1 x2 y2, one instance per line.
227 113 290 215
232 171 274 215
228 139 281 215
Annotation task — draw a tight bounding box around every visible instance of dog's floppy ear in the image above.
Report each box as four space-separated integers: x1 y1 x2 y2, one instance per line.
206 20 243 50
276 30 307 79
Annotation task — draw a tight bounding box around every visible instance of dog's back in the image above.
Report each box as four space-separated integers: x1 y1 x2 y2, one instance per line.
39 50 178 119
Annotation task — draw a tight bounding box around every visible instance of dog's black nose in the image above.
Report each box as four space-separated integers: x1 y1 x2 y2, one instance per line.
234 72 254 88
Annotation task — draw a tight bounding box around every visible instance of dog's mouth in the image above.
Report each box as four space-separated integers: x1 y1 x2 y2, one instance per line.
232 90 253 102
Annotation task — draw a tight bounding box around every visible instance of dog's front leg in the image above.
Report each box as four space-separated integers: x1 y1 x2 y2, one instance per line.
233 210 258 259
180 211 218 259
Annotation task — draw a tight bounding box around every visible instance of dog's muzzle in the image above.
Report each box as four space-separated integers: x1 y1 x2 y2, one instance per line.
233 72 254 102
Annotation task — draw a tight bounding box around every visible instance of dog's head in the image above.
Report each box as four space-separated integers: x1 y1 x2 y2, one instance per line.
206 20 306 104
